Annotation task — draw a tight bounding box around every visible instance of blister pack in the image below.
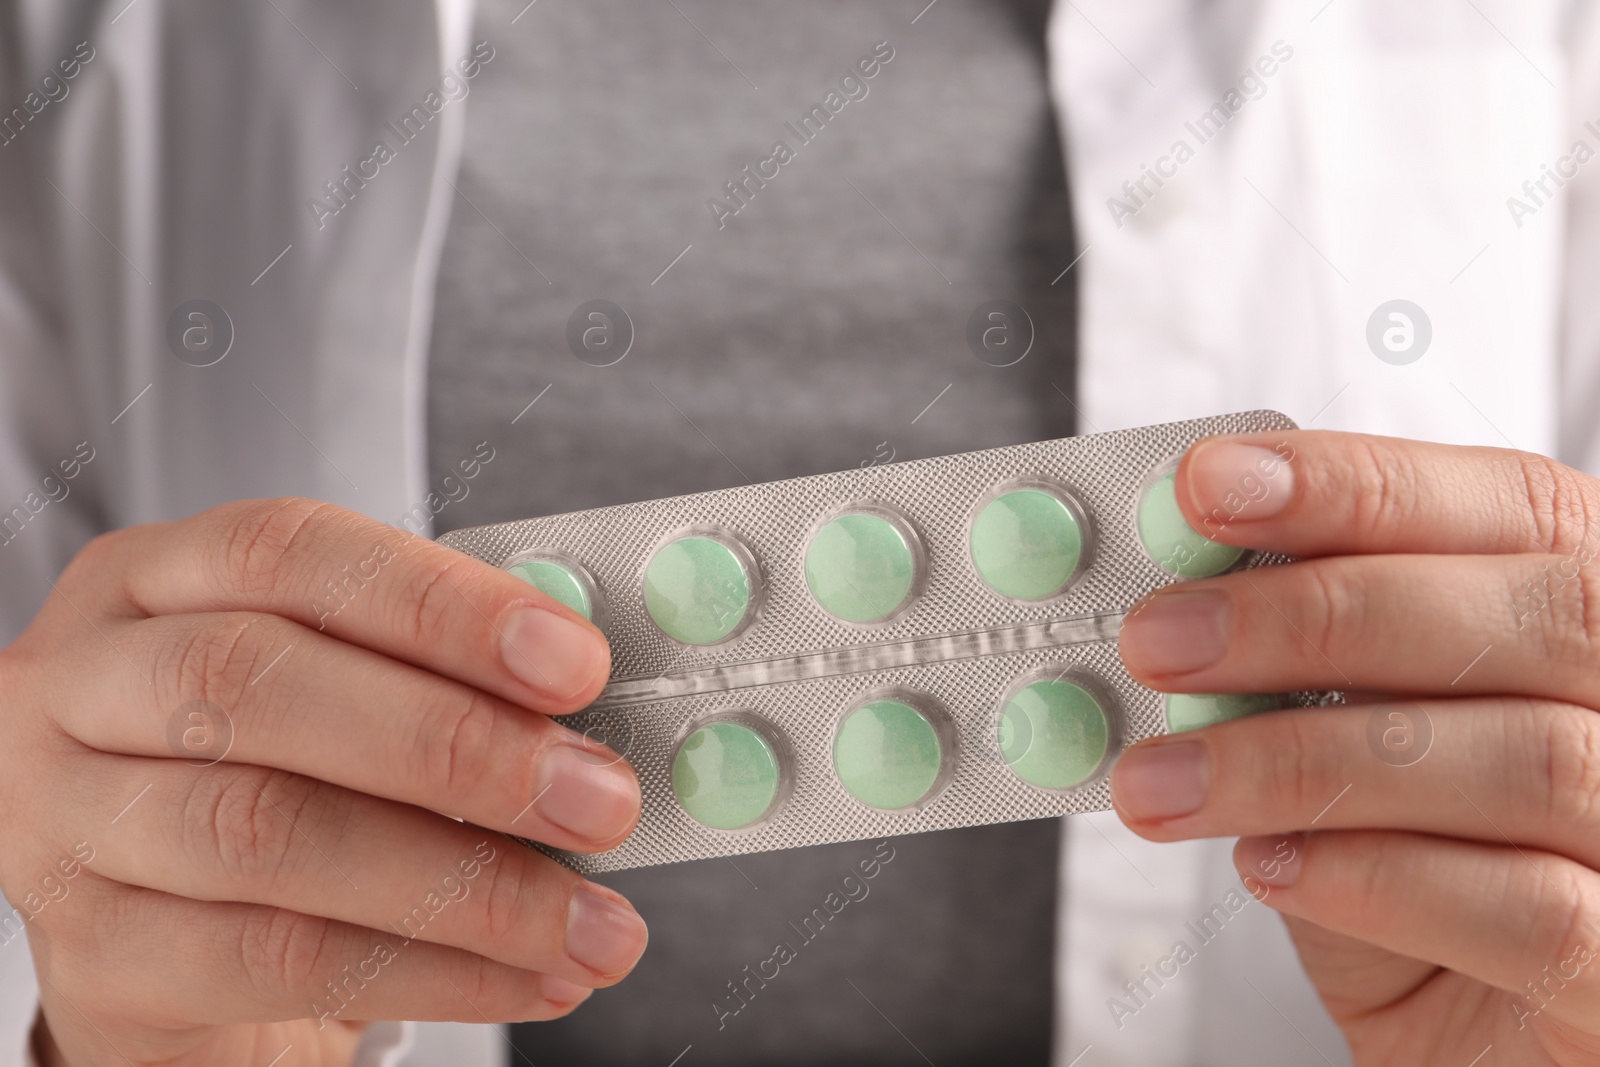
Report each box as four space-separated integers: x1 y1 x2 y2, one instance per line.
438 410 1328 873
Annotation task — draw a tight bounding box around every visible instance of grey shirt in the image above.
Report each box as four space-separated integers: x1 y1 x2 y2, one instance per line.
427 1 1076 1062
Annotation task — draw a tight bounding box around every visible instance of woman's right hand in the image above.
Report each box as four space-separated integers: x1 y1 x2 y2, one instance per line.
0 498 646 1066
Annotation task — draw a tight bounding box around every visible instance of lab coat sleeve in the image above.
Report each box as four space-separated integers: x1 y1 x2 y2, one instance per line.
0 5 113 1058
0 922 40 1067
0 990 418 1067
0 1 502 1063
1 952 432 1067
0 6 159 1064
0 3 111 649
1559 0 1600 480
356 1022 415 1067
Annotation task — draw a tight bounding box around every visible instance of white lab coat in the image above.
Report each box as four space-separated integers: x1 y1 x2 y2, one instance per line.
0 0 1592 1064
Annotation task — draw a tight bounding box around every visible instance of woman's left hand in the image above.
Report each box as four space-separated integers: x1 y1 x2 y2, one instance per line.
1112 430 1600 1065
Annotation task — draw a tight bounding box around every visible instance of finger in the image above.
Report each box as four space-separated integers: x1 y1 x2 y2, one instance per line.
1118 551 1600 707
1110 698 1600 872
66 612 639 851
60 498 608 713
1170 430 1600 558
73 755 647 985
34 873 598 1035
1233 830 1600 1039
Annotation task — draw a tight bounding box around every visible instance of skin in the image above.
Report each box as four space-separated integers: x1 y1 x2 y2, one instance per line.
0 499 647 1066
1112 431 1600 1064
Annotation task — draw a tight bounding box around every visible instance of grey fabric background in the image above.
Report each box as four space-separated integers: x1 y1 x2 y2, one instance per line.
426 1 1079 1062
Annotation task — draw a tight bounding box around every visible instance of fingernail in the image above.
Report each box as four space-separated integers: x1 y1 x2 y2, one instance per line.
501 608 609 701
566 886 648 976
1120 589 1231 676
1112 741 1209 821
1183 441 1296 524
540 974 593 1007
535 745 640 844
1236 833 1305 897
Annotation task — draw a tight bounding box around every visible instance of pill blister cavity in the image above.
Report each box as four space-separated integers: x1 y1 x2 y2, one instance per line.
969 483 1085 601
998 676 1111 790
804 507 922 624
832 693 951 811
644 531 758 645
671 718 784 830
1165 692 1279 733
507 558 593 619
1136 470 1244 578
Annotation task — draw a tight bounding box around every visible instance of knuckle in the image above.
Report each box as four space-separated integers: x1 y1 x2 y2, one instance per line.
1256 712 1344 817
1335 834 1387 918
1578 564 1600 651
1509 551 1600 668
186 768 315 887
220 498 337 601
1530 854 1599 966
238 906 341 1000
1343 438 1422 543
1351 833 1424 918
473 849 550 948
1549 558 1600 665
161 612 274 710
1512 452 1600 555
1290 560 1366 665
393 553 477 649
1537 704 1600 831
418 687 507 803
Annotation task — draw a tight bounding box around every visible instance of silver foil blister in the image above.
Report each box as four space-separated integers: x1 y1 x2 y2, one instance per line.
439 410 1312 873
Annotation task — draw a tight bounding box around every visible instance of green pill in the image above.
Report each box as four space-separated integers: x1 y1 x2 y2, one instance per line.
970 488 1083 600
1137 471 1244 578
671 720 781 830
998 679 1110 789
833 699 944 810
805 512 917 623
644 535 753 645
506 559 593 619
1165 693 1279 734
